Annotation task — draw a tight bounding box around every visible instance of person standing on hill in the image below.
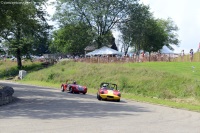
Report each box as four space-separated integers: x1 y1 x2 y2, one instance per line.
181 50 184 61
190 49 194 62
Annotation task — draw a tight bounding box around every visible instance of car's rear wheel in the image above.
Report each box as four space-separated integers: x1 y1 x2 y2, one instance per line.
61 86 64 92
83 92 86 95
116 99 120 102
69 87 73 93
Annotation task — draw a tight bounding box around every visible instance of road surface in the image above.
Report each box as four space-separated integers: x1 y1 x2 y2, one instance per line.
0 82 200 133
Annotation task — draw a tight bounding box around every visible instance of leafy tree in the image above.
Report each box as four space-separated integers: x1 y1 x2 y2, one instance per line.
50 22 94 55
142 18 179 54
142 18 168 61
156 18 179 50
119 4 179 56
119 4 152 54
53 0 139 48
0 0 50 69
118 31 133 55
0 0 18 32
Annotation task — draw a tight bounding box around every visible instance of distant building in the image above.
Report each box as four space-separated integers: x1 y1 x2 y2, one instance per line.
84 45 97 55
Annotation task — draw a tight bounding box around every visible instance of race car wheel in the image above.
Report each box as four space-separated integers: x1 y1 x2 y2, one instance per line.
69 87 73 93
83 92 86 95
117 99 120 102
61 86 64 92
97 94 102 100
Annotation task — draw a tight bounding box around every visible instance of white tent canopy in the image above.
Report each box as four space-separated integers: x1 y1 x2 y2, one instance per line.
86 46 122 56
160 46 174 54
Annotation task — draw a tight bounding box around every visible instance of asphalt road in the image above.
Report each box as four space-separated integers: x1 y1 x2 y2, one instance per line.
0 81 200 133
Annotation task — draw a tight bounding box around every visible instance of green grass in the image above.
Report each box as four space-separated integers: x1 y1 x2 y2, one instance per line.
0 60 43 78
2 59 200 112
123 93 200 112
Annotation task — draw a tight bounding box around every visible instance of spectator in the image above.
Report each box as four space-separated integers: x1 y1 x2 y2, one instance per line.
190 49 194 62
141 52 145 62
181 50 184 61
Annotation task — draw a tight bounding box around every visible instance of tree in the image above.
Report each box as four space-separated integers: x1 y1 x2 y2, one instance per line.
50 22 94 55
119 4 152 54
53 0 139 48
142 18 179 54
119 4 179 57
118 30 133 55
156 18 179 50
0 0 50 69
142 18 168 61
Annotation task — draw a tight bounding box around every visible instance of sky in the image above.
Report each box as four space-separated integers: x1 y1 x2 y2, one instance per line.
47 0 200 54
140 0 200 54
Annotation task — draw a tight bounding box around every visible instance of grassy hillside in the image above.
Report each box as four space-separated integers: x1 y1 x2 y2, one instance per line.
1 59 200 111
18 60 200 111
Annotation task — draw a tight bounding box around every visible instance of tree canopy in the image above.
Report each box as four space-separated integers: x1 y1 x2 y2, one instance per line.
118 4 179 55
0 0 51 69
50 22 94 55
53 0 139 48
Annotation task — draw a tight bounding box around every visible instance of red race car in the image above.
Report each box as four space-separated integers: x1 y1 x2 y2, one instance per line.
61 80 87 94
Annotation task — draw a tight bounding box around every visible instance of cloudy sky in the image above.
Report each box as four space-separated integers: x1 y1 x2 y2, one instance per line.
140 0 200 53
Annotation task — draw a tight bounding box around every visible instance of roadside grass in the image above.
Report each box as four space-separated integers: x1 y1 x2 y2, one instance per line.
2 59 200 112
123 93 200 112
0 60 43 78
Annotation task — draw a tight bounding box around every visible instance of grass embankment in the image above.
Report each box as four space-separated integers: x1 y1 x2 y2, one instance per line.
18 60 200 112
1 60 200 112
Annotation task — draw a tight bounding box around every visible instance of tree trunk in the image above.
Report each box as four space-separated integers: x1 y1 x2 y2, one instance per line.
16 48 22 69
124 45 130 56
16 25 22 69
97 36 103 48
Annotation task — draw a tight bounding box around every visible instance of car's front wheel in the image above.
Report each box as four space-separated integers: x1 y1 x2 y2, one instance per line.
97 93 102 100
116 99 120 102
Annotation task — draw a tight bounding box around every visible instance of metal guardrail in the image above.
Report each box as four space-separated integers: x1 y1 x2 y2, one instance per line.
0 85 14 106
